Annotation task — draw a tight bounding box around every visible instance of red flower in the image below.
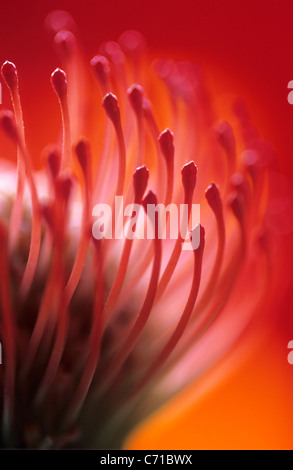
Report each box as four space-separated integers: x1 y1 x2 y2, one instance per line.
0 10 290 449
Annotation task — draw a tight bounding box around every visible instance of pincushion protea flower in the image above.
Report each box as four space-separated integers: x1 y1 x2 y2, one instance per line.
0 10 284 449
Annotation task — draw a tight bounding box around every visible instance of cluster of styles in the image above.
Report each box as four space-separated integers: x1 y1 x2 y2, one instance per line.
0 10 278 449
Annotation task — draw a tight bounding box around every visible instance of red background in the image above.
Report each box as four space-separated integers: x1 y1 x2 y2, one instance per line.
1 0 293 449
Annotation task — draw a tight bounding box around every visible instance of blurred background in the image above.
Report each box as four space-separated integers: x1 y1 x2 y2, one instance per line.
0 0 293 449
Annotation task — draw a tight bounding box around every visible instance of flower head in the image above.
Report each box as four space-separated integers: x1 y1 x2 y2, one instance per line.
0 10 284 449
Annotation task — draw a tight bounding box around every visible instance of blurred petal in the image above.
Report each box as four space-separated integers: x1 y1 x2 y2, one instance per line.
125 330 293 450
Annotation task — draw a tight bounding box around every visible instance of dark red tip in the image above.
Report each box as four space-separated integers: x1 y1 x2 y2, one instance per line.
133 165 149 202
54 30 75 59
74 138 90 174
100 41 124 65
142 190 157 212
41 203 55 230
51 68 67 99
1 61 18 90
47 147 61 180
128 84 144 115
90 55 110 87
55 174 74 203
158 128 174 164
228 191 245 224
181 161 197 194
0 110 18 142
214 120 236 158
256 227 269 254
205 183 222 214
102 93 120 124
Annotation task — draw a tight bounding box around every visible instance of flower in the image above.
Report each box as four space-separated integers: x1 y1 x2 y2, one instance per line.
0 10 286 449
